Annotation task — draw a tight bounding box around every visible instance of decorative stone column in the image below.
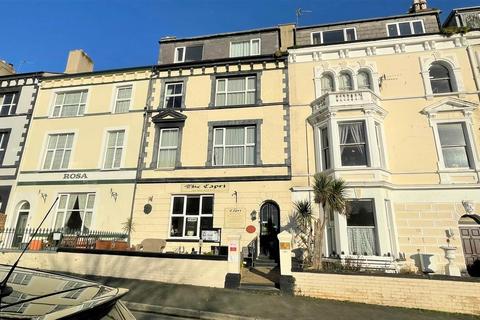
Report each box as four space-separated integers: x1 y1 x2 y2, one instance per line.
224 234 241 289
278 231 295 295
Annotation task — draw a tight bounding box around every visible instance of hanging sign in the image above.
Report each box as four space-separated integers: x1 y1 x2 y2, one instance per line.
224 207 246 229
181 183 229 193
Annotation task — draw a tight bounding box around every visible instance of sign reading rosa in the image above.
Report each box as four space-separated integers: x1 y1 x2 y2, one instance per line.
63 173 88 180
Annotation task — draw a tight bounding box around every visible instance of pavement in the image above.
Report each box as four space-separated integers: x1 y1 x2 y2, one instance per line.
77 274 479 320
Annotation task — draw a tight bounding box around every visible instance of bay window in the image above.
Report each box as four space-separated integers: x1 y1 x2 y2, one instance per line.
215 76 256 107
321 74 334 95
338 72 353 91
357 71 372 90
437 122 472 169
213 126 255 166
319 127 330 171
347 199 378 256
54 193 95 233
170 195 213 238
339 122 368 166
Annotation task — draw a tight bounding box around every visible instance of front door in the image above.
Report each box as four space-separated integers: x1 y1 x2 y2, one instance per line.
12 212 29 248
460 226 480 275
260 202 280 261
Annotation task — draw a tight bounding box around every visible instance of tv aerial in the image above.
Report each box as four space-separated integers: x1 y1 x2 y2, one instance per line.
296 8 313 26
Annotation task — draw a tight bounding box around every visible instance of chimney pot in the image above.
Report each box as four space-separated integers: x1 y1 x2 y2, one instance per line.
0 60 15 76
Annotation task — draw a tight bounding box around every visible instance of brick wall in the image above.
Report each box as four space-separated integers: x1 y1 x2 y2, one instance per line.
0 251 229 288
293 272 480 315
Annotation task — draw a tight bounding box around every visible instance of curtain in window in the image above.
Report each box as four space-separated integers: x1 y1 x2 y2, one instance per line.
338 73 353 91
347 227 376 256
231 42 250 57
321 75 334 94
251 40 260 55
340 123 365 153
227 78 246 105
158 129 178 167
357 71 371 90
225 127 245 164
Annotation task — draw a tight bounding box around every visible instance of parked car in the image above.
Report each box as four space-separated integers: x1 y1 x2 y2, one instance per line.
0 264 135 319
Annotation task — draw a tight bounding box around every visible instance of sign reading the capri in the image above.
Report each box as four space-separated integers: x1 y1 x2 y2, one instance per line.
224 207 246 228
181 183 229 193
63 173 88 180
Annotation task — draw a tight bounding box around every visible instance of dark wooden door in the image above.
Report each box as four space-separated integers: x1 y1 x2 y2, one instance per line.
460 226 480 268
260 202 280 261
12 212 28 248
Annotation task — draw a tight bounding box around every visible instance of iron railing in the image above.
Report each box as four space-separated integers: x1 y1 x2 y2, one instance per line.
0 227 127 251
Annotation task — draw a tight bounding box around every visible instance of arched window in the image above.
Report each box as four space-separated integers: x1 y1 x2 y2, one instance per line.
321 74 334 95
12 201 30 247
357 71 372 90
19 202 30 212
338 72 353 91
429 63 453 93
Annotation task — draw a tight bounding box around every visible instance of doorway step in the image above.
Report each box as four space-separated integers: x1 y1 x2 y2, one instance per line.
253 255 278 268
239 260 280 293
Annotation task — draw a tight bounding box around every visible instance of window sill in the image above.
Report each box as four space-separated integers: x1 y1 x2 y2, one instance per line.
154 167 176 171
166 238 220 243
100 168 122 171
48 115 85 119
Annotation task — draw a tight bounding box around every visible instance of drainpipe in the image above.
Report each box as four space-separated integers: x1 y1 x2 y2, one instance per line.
127 66 156 246
305 119 312 203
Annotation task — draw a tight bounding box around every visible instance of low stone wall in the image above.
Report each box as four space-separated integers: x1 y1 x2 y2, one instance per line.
0 249 229 288
293 271 480 315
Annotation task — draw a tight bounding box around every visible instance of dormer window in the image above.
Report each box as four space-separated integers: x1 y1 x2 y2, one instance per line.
230 39 261 57
311 28 356 45
174 45 203 63
387 20 424 37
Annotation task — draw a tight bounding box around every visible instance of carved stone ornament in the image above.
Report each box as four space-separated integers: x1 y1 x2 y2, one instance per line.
462 200 475 215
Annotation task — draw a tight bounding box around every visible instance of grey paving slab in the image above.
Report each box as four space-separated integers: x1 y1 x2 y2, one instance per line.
75 274 479 320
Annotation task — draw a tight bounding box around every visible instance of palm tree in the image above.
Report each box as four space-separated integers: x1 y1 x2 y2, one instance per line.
312 173 348 270
292 200 314 265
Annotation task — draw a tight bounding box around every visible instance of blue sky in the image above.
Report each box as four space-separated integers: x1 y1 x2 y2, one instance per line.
2 0 478 73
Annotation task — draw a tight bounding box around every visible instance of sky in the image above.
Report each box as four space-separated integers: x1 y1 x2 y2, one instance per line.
2 0 479 73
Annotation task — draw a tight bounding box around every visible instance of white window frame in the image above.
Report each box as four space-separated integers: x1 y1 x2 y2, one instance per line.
163 82 184 109
42 133 75 171
157 128 179 168
0 131 9 165
168 195 214 239
386 20 425 37
103 130 125 170
317 125 331 171
0 92 17 115
338 121 370 167
212 126 255 166
346 198 379 256
310 27 357 45
174 47 186 63
433 121 474 170
51 90 88 118
53 193 96 233
215 76 256 107
229 38 261 57
112 85 133 113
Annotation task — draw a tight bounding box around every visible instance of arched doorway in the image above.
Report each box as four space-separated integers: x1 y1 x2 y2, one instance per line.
12 201 30 248
459 214 480 277
259 201 280 261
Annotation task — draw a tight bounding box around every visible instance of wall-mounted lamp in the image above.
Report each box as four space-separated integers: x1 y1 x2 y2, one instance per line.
232 191 238 204
250 210 257 221
110 188 118 202
378 74 387 89
38 190 47 203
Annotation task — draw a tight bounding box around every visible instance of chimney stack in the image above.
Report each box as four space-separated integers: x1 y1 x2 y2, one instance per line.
64 49 93 74
409 0 428 13
0 60 15 76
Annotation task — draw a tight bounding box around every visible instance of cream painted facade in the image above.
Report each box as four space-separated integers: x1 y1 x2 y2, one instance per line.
288 31 480 273
5 68 152 236
131 58 292 252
